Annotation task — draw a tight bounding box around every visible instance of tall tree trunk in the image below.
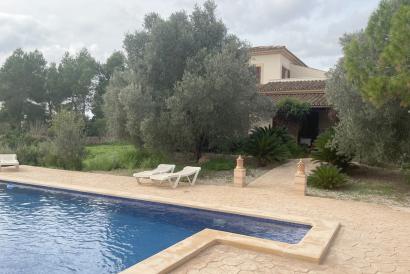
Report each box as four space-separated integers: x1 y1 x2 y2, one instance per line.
195 147 202 162
195 135 206 162
47 101 54 122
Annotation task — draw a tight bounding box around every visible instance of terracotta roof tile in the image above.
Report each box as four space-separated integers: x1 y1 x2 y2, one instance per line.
258 80 328 108
265 92 328 108
259 79 326 92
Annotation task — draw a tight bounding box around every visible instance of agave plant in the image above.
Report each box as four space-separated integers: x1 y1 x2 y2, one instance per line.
307 164 347 189
245 125 292 166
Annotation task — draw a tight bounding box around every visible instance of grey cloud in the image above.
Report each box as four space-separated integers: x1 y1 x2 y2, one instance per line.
0 12 51 53
0 0 380 70
216 0 320 35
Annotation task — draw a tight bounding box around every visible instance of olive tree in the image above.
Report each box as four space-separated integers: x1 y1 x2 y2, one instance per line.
165 38 271 160
328 0 410 166
104 1 273 158
48 110 86 170
326 59 410 165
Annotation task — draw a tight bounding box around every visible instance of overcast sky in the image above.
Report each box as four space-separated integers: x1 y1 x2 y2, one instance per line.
0 0 380 70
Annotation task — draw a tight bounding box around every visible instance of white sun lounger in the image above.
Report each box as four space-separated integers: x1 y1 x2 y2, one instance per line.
150 166 201 189
133 164 176 184
0 154 19 171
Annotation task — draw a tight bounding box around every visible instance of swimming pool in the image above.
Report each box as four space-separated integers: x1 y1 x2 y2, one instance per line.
0 181 311 273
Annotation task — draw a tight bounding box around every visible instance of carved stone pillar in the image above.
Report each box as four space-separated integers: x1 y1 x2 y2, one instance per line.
294 159 307 195
234 155 246 187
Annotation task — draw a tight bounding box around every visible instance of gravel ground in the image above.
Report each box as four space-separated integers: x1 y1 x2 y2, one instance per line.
198 167 271 185
307 186 410 208
307 163 410 208
93 161 410 208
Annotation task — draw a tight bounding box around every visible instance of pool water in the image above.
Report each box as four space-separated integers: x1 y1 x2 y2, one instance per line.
0 182 310 274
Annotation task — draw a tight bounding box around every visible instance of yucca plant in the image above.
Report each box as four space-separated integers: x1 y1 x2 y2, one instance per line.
245 126 291 166
308 164 347 189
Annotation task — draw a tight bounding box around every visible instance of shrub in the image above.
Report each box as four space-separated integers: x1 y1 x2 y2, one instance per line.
402 163 410 184
83 144 133 171
16 144 42 166
86 118 106 137
83 153 122 171
308 164 347 189
311 129 352 170
122 148 167 169
245 126 292 166
0 143 13 154
217 136 247 154
140 156 164 169
276 98 311 122
0 123 49 166
201 158 235 171
37 141 58 167
83 144 167 171
0 130 24 150
49 111 86 170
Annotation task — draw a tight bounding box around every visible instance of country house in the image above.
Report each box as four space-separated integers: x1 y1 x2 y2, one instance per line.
250 46 333 145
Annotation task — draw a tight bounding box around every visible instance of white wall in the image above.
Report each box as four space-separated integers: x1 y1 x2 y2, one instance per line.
289 64 326 79
280 54 292 70
250 54 281 83
250 53 327 83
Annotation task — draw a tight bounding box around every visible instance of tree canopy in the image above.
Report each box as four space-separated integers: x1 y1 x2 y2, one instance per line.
0 49 47 127
275 98 311 122
92 51 126 120
104 0 273 159
0 47 120 136
327 0 410 166
326 58 410 165
344 0 410 107
58 49 100 116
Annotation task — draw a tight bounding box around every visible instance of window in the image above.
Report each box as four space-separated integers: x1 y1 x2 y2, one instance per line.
282 66 290 79
255 66 261 84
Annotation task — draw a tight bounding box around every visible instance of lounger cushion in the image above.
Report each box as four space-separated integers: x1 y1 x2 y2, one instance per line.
133 164 175 178
150 173 173 181
0 154 19 167
150 166 201 180
133 170 156 178
0 161 19 165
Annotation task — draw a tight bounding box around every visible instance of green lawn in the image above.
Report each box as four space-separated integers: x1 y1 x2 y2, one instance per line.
83 144 410 207
83 143 239 173
81 143 270 186
83 143 166 171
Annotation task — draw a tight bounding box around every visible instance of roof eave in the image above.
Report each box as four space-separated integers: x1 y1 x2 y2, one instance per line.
250 46 307 67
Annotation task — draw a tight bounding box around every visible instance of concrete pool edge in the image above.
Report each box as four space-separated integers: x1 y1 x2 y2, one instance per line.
0 176 340 274
120 223 340 274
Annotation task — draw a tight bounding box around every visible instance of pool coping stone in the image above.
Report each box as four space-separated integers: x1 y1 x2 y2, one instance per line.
0 172 340 274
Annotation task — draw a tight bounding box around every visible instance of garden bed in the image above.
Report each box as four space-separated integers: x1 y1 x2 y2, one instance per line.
84 144 274 186
308 164 410 208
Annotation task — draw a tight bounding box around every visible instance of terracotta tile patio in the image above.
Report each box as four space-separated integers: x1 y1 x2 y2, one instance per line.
0 159 409 273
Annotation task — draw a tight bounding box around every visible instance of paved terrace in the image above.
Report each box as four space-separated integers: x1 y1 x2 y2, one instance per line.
0 160 409 273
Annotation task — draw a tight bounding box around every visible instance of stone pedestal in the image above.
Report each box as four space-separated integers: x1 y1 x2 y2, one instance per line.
294 159 307 195
234 155 246 187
